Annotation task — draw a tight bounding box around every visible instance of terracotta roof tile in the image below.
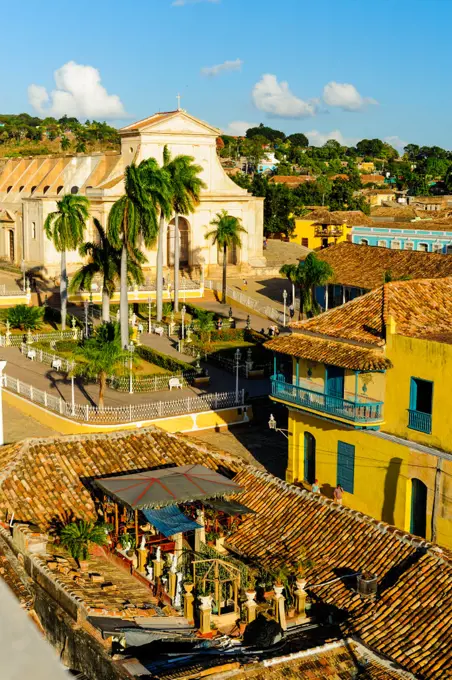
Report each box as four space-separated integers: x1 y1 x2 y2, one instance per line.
265 332 390 370
315 242 452 289
361 175 386 184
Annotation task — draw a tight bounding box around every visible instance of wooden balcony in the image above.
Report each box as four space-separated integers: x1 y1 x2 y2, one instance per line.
314 225 344 238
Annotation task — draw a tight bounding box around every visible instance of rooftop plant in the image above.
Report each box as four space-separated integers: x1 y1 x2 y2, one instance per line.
59 520 108 563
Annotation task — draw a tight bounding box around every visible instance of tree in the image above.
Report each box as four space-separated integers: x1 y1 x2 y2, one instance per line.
404 143 420 160
279 264 297 306
139 154 173 323
73 323 130 407
301 253 334 316
69 219 143 322
44 194 89 330
108 163 158 347
242 136 268 173
316 175 332 206
59 520 108 563
205 210 247 303
193 308 215 342
246 124 286 142
356 139 385 158
7 305 44 330
286 133 309 148
60 135 71 151
162 149 205 312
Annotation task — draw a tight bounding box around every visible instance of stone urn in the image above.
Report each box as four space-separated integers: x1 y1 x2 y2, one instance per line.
184 582 195 594
273 584 284 597
198 595 212 609
245 590 256 603
296 579 307 592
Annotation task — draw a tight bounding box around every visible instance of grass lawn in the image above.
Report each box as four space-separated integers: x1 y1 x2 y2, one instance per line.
134 358 169 375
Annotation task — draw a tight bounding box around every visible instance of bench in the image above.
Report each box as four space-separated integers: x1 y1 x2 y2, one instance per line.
27 349 36 361
154 326 164 337
168 377 183 390
51 358 62 371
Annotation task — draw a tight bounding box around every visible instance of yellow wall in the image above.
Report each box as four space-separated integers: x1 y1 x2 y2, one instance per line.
368 192 396 207
290 219 350 249
384 332 452 451
3 389 252 435
287 408 452 549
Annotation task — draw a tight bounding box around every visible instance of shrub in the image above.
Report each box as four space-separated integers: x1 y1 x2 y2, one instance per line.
136 345 193 373
7 305 44 330
59 520 108 562
55 340 78 353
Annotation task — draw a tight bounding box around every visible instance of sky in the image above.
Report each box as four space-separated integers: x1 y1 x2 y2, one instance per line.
2 0 452 149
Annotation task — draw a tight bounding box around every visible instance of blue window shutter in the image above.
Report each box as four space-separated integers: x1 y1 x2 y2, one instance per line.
410 378 417 410
337 441 355 493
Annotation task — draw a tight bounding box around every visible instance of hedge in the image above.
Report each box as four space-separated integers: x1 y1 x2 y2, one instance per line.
136 345 194 373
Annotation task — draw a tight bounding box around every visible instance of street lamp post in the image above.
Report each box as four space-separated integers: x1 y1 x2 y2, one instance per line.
21 261 26 292
181 305 186 340
71 363 75 416
283 289 288 327
84 300 89 338
128 343 135 394
235 348 242 403
148 296 152 333
0 360 6 446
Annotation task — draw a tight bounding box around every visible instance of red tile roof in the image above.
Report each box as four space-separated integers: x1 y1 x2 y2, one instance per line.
315 241 452 289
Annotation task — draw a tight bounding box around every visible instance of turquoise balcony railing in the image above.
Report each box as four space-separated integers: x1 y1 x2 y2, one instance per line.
408 409 432 434
271 377 383 424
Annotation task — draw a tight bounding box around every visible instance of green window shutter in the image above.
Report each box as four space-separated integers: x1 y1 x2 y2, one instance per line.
337 441 355 493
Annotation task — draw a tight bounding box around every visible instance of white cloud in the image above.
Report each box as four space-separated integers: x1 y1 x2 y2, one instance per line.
223 121 258 136
305 129 358 147
384 135 407 152
252 74 317 119
28 61 126 120
201 58 243 77
172 0 219 5
323 81 377 111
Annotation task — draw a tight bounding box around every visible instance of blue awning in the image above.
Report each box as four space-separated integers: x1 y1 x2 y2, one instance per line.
142 506 201 538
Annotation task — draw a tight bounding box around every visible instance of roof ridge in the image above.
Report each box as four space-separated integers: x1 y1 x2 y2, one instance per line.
246 467 452 566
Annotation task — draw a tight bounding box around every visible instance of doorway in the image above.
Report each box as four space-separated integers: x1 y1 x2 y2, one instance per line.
410 478 427 537
8 230 14 262
167 217 190 268
326 365 345 398
304 432 316 484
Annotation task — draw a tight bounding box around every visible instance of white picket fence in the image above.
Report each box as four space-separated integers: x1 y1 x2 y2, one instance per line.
205 280 284 325
0 330 76 347
108 371 198 393
3 373 244 423
19 343 74 373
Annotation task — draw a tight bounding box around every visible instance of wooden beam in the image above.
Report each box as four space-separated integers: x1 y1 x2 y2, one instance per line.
135 509 139 548
114 503 119 536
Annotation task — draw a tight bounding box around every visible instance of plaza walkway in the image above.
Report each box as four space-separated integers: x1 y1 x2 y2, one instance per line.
1 344 269 409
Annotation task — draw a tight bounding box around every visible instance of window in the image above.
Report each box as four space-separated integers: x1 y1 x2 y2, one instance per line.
70 186 79 194
404 241 414 250
57 186 63 194
391 240 401 250
30 186 36 193
337 441 355 493
360 239 369 246
31 222 36 240
408 377 433 434
304 433 316 484
417 242 428 252
410 479 427 537
6 186 12 193
377 240 387 248
43 185 50 194
301 237 309 247
433 242 443 253
447 245 452 255
19 186 24 192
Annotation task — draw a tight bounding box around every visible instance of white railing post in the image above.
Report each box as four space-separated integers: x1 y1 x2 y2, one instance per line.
130 404 132 421
16 378 20 393
44 392 47 407
59 398 63 414
158 401 162 417
30 386 33 401
214 393 218 409
85 405 89 421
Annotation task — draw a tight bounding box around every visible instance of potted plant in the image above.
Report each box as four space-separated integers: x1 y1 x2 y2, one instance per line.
293 549 313 591
245 570 257 601
119 532 136 556
59 520 108 570
197 582 212 609
184 571 194 593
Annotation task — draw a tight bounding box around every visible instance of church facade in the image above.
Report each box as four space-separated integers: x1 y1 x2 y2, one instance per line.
0 110 265 278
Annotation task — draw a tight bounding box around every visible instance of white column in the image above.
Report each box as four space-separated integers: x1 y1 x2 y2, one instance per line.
325 285 329 311
342 286 346 306
0 361 6 446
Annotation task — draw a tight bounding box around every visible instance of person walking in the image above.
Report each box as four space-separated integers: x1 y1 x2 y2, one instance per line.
311 479 320 493
333 484 343 504
242 278 248 292
289 302 295 319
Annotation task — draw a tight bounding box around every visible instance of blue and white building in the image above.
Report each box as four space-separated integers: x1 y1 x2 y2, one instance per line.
352 221 452 254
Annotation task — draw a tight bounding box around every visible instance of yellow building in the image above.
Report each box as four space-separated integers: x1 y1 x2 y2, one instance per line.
291 209 372 249
266 278 452 549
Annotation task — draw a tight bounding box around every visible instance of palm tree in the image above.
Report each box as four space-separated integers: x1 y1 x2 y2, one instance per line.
69 218 143 322
60 520 108 563
205 210 247 304
72 322 130 408
44 194 90 330
108 164 158 348
138 153 173 323
163 148 206 312
279 263 297 308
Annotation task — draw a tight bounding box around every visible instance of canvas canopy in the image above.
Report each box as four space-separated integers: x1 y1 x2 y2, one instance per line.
94 464 243 510
142 506 201 538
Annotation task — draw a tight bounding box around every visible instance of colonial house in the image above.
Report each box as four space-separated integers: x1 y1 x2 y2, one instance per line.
266 277 452 551
353 219 452 253
290 209 371 249
0 109 265 277
313 240 452 309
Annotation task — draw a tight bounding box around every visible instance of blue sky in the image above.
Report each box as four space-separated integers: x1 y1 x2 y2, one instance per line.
3 0 452 149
